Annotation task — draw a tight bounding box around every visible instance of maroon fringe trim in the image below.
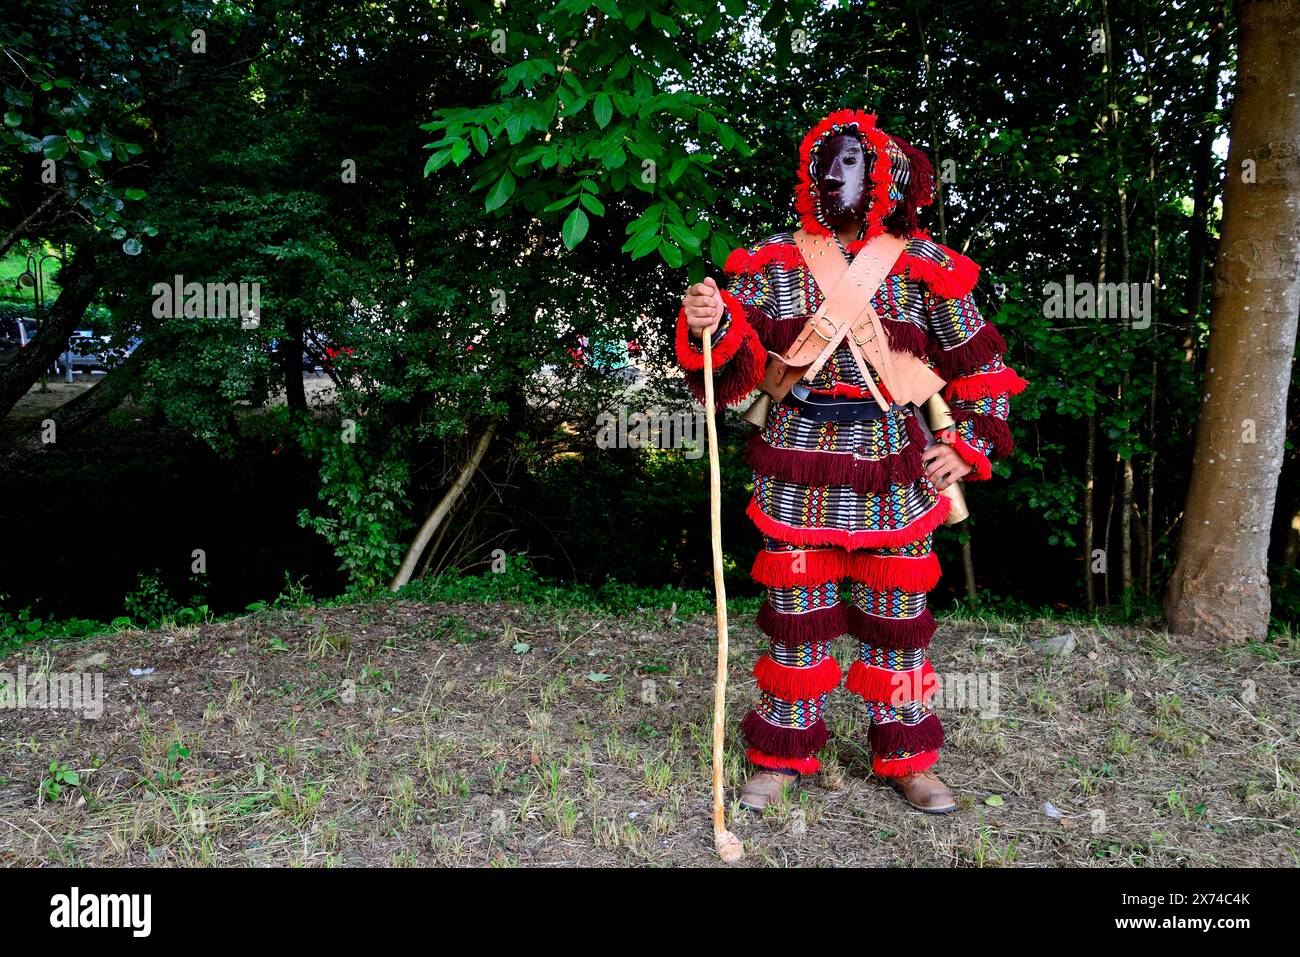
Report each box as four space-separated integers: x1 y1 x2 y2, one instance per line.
750 313 805 357
951 411 1014 459
684 324 767 408
756 601 848 646
744 419 926 494
845 606 937 650
869 712 944 756
741 710 830 759
930 323 1008 382
882 316 931 358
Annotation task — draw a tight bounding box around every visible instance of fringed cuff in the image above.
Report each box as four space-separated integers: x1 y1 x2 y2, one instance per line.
753 654 843 700
943 430 993 481
846 606 937 650
750 547 848 588
747 748 822 774
680 291 767 408
845 659 937 706
929 322 1008 382
949 410 1014 460
871 748 939 778
943 364 1029 403
869 711 944 756
756 602 848 646
740 711 830 758
848 550 941 592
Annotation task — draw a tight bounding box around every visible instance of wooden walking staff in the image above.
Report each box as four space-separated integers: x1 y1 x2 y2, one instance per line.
700 328 744 864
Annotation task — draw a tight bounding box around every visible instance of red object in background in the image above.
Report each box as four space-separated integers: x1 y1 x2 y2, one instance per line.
323 345 355 371
565 335 587 367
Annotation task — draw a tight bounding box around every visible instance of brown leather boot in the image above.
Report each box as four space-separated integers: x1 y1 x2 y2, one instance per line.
739 769 800 812
887 769 956 814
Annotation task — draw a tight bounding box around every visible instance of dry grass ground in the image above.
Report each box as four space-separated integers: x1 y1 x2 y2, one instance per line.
1 599 1297 867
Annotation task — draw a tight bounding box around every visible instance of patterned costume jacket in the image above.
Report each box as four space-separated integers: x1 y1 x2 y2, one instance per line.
673 109 1029 778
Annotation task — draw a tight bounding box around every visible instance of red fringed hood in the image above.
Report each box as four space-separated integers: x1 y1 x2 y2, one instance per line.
794 109 935 246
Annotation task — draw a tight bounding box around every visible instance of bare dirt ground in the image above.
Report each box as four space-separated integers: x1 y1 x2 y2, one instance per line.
1 599 1296 867
0 378 96 435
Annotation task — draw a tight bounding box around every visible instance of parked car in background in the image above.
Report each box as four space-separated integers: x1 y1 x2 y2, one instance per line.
0 316 37 365
52 332 141 375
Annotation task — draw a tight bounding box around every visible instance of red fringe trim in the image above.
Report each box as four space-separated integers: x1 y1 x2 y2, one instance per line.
746 491 951 551
753 654 843 699
740 711 830 758
947 434 992 481
943 365 1029 402
893 243 981 299
871 748 938 778
950 411 1014 459
845 658 937 706
848 550 941 592
756 601 848 646
675 292 751 372
684 321 768 408
845 606 937 650
869 712 944 756
743 418 926 494
748 748 822 774
750 547 848 587
930 323 1008 381
725 243 804 274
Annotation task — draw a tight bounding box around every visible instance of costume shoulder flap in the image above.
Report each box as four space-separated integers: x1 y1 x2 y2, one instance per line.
894 234 980 300
722 232 802 275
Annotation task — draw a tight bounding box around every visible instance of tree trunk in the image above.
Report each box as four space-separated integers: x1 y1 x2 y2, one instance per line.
0 244 100 420
389 421 498 591
1164 0 1300 643
0 340 153 471
1085 413 1096 612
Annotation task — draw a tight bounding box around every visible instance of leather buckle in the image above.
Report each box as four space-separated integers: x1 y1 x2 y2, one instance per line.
851 318 877 346
812 315 838 341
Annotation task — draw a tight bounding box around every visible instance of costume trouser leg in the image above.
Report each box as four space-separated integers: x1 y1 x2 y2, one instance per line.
745 535 942 776
842 533 944 777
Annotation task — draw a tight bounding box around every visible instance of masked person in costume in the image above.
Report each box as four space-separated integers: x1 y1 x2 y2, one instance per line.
676 109 1028 813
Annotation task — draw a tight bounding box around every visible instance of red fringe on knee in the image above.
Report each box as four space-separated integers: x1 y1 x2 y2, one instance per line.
869 712 944 756
753 654 843 699
740 711 830 759
871 748 938 778
846 606 937 649
844 658 937 706
748 749 822 774
756 601 848 646
750 547 847 587
847 550 941 592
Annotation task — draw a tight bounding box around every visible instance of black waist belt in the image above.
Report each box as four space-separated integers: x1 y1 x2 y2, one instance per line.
783 387 909 424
